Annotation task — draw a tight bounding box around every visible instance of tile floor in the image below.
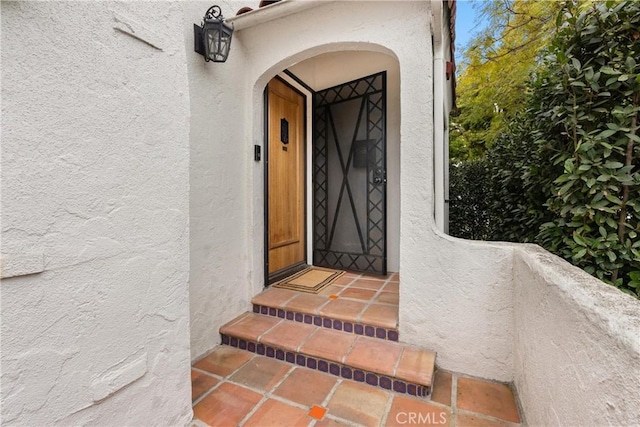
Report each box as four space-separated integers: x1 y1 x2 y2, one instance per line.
191 346 523 427
252 272 399 329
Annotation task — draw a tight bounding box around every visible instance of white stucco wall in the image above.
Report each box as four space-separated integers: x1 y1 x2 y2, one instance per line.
513 245 640 426
183 1 259 361
222 0 516 381
1 2 192 425
236 0 431 300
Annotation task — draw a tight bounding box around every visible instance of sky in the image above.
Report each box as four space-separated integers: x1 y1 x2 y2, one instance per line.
455 1 489 55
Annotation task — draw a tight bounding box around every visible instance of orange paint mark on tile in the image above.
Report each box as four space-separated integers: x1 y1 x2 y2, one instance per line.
309 405 327 420
329 295 339 299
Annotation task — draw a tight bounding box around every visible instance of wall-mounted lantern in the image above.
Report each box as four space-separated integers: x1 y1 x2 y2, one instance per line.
194 5 234 63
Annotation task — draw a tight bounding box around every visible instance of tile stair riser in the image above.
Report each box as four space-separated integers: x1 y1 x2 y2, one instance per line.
252 303 399 342
220 334 431 398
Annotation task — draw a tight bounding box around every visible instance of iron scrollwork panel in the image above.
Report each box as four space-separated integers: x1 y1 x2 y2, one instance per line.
313 72 387 275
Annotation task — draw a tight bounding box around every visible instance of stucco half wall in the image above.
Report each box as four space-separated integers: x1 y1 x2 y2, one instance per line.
513 245 640 427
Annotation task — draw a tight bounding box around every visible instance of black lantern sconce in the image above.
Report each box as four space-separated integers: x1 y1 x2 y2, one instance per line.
194 5 234 63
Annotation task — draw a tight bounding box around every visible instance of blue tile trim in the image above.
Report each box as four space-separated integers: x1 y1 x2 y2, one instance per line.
341 366 353 379
297 355 306 366
366 373 378 386
307 357 317 369
329 363 340 376
380 376 392 390
220 335 431 398
251 304 399 342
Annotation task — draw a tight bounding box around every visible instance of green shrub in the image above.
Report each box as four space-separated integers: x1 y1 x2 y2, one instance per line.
448 159 492 240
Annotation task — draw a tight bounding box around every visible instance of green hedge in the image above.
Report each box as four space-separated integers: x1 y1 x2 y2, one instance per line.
449 0 640 296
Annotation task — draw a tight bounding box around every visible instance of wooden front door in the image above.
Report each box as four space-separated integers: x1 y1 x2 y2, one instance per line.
266 77 306 280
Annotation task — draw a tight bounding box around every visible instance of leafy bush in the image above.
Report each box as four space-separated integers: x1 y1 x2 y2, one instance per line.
449 159 492 240
449 0 640 296
534 0 640 295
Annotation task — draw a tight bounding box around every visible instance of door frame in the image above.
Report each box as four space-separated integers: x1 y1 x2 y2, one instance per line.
263 75 309 286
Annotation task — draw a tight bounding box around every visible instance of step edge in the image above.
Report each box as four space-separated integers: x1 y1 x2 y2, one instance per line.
218 339 432 398
219 329 435 388
251 302 399 341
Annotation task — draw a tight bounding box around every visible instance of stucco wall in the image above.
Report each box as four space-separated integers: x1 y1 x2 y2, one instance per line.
237 0 432 301
227 0 517 381
513 245 640 426
1 2 192 425
183 1 259 361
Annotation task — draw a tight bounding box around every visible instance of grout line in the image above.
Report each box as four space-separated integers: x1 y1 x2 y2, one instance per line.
237 395 269 426
314 297 333 314
255 317 284 342
190 366 225 381
451 372 458 427
340 334 361 364
391 346 405 377
296 325 321 352
379 389 396 427
191 375 227 407
321 377 342 407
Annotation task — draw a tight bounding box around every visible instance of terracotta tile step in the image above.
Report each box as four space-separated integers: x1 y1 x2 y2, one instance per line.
219 312 435 398
251 288 399 341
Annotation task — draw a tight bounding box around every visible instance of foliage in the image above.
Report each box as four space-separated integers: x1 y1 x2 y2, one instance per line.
450 1 562 162
534 0 640 295
486 116 557 243
450 0 640 296
448 159 492 240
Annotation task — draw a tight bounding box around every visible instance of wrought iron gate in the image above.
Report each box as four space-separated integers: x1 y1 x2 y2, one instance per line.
313 72 387 275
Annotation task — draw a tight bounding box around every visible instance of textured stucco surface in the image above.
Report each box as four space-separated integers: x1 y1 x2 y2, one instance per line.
239 0 431 304
183 0 259 361
230 0 517 382
1 2 192 425
513 245 640 426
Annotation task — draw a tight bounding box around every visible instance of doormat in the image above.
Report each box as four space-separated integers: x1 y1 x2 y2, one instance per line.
273 266 345 294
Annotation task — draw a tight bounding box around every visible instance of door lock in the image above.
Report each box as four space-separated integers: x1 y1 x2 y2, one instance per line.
373 168 386 185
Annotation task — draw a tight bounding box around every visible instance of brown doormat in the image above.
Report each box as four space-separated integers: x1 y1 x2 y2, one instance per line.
273 266 345 294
